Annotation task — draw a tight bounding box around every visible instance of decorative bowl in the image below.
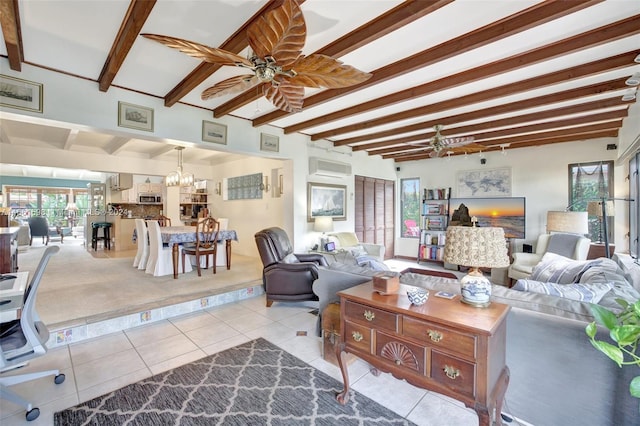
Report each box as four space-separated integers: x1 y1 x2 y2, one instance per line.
407 288 429 306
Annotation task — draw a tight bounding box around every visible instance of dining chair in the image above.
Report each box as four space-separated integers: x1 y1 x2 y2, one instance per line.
145 220 192 277
155 215 171 227
215 218 229 267
182 217 220 276
133 218 149 270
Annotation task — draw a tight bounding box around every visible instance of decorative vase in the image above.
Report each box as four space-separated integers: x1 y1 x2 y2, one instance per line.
460 268 491 307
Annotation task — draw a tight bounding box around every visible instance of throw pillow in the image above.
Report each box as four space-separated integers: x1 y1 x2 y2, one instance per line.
355 255 390 271
349 245 367 257
282 253 299 264
546 233 582 258
531 252 593 284
512 279 613 303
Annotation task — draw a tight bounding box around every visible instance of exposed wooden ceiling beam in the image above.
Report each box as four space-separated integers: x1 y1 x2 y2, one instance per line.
98 0 156 92
162 0 299 108
252 0 601 127
365 109 628 156
0 0 23 71
310 14 640 141
334 96 632 147
391 129 620 162
213 0 452 118
291 47 636 137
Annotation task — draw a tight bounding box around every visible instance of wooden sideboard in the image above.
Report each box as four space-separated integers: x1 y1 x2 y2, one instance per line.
336 282 510 426
0 227 20 274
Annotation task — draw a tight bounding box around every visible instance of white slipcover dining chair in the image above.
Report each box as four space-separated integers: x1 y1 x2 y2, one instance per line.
133 219 149 270
216 218 229 267
145 220 192 277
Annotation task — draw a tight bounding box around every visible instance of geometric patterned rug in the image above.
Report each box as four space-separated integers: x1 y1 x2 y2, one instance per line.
54 338 415 425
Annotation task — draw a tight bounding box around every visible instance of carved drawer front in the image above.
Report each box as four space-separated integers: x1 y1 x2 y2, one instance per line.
344 321 373 353
431 351 476 398
376 332 425 375
344 301 399 333
403 316 476 359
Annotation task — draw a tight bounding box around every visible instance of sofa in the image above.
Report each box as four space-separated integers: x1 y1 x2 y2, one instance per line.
326 232 385 262
313 256 640 426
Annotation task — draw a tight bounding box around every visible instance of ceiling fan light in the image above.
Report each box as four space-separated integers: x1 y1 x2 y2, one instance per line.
634 53 640 63
625 73 640 86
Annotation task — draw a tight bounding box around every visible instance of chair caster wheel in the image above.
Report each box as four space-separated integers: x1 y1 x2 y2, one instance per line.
55 373 65 384
26 407 40 421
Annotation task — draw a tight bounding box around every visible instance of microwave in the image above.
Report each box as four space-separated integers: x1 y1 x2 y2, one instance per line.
138 193 162 204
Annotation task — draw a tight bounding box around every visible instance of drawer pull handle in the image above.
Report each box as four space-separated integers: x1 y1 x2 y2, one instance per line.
352 331 363 342
444 365 460 380
428 330 443 342
363 310 375 321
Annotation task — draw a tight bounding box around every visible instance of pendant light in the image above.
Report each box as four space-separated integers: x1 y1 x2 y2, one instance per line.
165 147 195 187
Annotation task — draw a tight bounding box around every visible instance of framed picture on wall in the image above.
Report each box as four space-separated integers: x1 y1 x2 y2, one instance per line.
0 74 43 113
118 101 154 132
307 182 346 221
456 167 511 197
202 120 227 144
260 133 279 152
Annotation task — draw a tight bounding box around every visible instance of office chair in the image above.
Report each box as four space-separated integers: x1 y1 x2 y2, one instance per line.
0 245 64 421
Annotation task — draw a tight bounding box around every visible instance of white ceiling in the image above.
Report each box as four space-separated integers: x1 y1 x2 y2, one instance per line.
0 0 639 179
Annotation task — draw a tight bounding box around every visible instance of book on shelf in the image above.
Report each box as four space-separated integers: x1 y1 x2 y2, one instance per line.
422 203 446 215
423 187 451 201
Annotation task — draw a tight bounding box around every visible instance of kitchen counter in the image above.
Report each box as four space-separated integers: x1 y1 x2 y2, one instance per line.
84 215 137 251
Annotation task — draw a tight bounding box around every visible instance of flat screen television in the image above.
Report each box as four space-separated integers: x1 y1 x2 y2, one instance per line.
448 197 526 239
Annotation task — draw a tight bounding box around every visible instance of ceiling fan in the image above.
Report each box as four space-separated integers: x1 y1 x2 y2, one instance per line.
141 0 372 113
410 125 475 157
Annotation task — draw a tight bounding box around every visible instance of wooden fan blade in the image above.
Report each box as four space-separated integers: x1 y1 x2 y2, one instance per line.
441 137 475 148
288 54 372 88
247 0 305 68
141 34 252 67
263 80 304 112
201 75 259 100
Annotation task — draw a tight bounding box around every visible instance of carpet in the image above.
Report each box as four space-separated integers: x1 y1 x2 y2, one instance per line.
54 338 415 425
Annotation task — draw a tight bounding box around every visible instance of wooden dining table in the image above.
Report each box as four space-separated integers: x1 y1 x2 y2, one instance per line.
134 226 239 279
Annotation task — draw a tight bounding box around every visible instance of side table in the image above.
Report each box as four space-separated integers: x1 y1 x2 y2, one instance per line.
335 281 510 426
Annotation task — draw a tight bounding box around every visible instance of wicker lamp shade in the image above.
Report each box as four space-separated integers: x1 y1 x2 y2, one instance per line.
444 226 509 307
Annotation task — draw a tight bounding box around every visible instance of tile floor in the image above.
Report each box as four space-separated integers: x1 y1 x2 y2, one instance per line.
1 293 487 426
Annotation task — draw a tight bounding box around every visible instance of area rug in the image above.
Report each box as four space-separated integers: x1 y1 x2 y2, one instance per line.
54 338 415 425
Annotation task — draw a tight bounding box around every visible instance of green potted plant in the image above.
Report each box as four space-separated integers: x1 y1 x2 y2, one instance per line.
586 298 640 413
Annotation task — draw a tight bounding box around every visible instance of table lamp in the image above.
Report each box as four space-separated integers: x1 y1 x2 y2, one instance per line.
314 216 334 249
546 211 588 235
444 226 509 307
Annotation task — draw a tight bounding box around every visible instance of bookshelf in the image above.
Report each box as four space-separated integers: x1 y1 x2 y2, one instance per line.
417 187 450 263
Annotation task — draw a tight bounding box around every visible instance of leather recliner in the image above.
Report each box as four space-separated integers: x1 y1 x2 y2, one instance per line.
254 227 328 307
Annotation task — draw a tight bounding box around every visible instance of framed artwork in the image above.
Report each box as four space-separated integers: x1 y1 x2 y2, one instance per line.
118 101 154 132
202 120 227 144
307 182 346 221
456 167 511 197
0 74 43 113
260 133 279 152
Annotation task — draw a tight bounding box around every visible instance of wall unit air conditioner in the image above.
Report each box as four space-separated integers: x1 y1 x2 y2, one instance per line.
309 157 352 177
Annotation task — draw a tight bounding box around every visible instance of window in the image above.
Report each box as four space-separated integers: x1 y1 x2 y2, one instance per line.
568 161 614 243
6 186 88 227
630 153 639 259
400 178 420 238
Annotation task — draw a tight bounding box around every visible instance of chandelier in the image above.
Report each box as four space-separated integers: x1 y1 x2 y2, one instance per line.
165 147 194 187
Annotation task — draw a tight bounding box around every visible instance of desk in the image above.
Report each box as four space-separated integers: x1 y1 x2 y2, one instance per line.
0 271 29 322
335 282 510 426
0 227 19 273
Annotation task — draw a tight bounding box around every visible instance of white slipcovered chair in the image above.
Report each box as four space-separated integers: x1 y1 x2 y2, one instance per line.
508 233 591 281
145 220 192 277
133 219 149 270
326 232 385 262
216 218 229 267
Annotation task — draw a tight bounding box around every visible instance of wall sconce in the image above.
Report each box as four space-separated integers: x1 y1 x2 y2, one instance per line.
261 175 271 192
215 181 222 195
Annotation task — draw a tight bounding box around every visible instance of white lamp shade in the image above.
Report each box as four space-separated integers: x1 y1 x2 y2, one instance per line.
314 216 334 233
546 211 588 234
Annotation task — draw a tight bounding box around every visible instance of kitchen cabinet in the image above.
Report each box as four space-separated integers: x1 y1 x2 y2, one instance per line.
87 183 107 214
137 182 163 194
110 173 133 191
114 218 137 251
